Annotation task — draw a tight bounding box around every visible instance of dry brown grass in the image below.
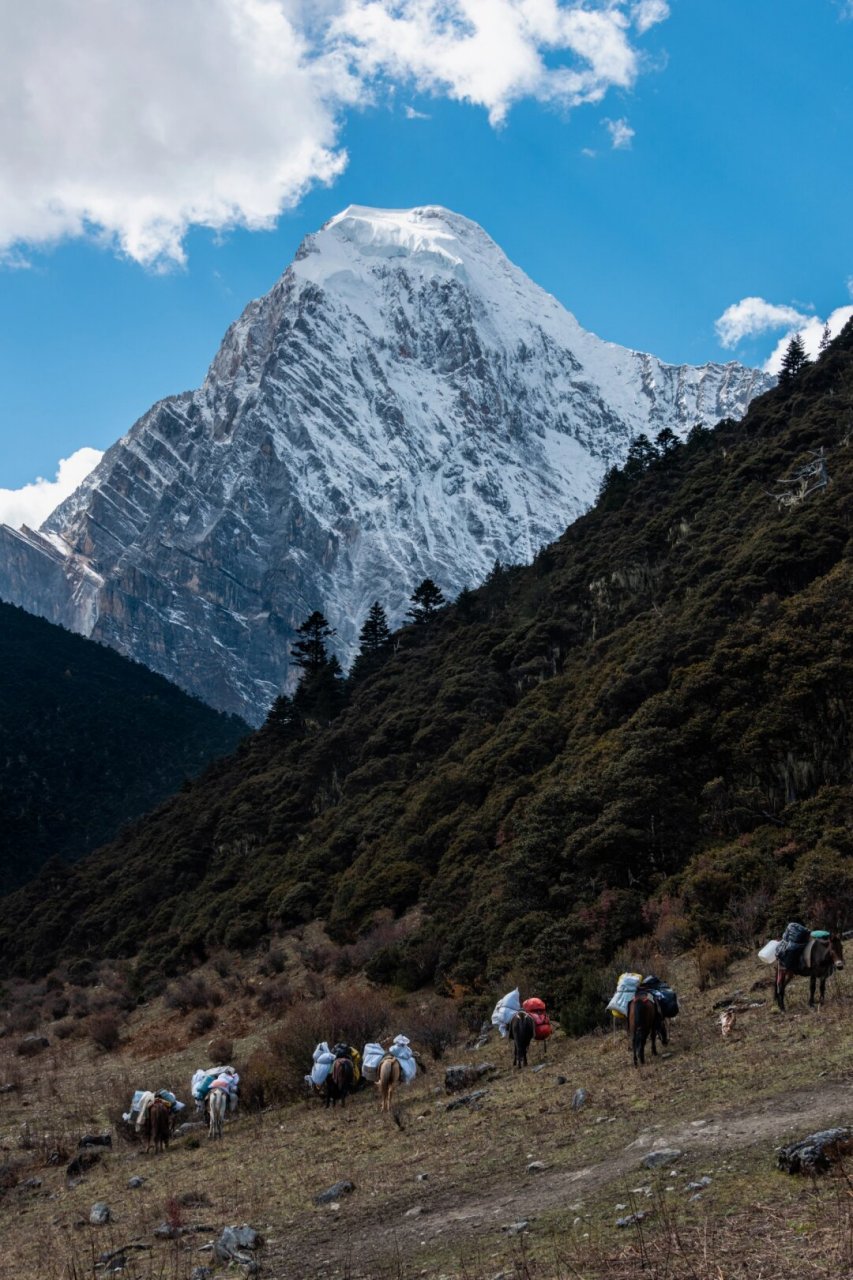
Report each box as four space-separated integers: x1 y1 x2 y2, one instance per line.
0 952 850 1279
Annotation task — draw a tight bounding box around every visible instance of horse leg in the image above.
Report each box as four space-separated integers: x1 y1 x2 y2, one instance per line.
633 1026 643 1068
776 971 786 1011
809 975 817 1008
819 976 827 1006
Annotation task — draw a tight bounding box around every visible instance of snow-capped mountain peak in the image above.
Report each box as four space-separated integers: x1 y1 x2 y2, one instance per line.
0 206 773 723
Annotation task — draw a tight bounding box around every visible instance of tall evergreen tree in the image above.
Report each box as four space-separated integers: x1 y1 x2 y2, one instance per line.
818 322 832 355
623 433 658 480
406 578 446 624
778 332 809 388
655 427 680 455
290 610 335 672
263 692 303 741
350 601 393 681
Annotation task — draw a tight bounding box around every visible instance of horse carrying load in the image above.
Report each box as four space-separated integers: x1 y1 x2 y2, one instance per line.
191 1065 239 1112
606 973 679 1021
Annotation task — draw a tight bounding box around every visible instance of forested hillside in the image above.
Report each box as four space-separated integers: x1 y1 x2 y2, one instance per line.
3 324 852 1020
0 602 247 889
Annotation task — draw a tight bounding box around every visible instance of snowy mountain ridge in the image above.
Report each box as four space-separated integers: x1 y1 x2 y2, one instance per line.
0 205 773 723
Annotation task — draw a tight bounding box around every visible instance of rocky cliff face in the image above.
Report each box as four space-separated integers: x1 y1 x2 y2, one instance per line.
0 206 772 723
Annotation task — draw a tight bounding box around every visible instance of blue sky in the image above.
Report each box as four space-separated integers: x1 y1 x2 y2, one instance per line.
1 0 851 513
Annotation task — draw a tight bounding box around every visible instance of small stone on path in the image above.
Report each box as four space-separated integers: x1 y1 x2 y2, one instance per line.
641 1149 682 1169
571 1088 587 1110
89 1202 111 1226
313 1180 355 1206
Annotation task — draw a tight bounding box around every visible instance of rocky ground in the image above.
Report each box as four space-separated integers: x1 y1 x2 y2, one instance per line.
0 954 851 1279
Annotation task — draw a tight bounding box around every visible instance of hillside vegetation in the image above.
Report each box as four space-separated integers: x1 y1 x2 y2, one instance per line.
2 325 852 1008
0 602 247 890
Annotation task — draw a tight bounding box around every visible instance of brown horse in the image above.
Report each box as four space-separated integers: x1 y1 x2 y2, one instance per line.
144 1098 171 1153
627 993 667 1068
507 1010 535 1069
378 1055 402 1112
325 1056 355 1108
775 935 844 1011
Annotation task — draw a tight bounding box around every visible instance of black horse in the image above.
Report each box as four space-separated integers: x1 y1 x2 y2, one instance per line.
775 935 844 1011
324 1056 355 1107
508 1010 535 1068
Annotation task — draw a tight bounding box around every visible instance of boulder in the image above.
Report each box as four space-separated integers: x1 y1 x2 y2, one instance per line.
777 1128 853 1174
89 1202 111 1226
16 1035 49 1057
128 1176 145 1189
444 1064 495 1093
445 1090 488 1112
79 1133 112 1149
571 1088 587 1111
641 1149 682 1169
313 1180 355 1206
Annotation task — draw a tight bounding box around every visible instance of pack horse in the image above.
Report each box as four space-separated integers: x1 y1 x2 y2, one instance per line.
775 926 844 1011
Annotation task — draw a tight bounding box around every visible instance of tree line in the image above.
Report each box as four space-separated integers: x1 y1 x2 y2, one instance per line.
265 577 447 734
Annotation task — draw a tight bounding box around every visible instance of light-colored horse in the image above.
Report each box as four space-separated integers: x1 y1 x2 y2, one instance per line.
207 1086 229 1139
378 1055 402 1113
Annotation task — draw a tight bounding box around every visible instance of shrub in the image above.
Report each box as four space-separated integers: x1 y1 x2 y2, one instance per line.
257 949 286 977
48 995 70 1020
87 1013 120 1052
16 1035 49 1057
70 990 90 1020
241 1045 296 1110
189 1010 217 1036
53 1019 76 1040
407 1000 460 1060
694 941 730 991
255 979 294 1015
164 974 222 1014
206 1036 234 1064
7 1003 39 1034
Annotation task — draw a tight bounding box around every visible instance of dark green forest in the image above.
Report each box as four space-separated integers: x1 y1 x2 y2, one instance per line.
0 602 247 890
3 325 852 1024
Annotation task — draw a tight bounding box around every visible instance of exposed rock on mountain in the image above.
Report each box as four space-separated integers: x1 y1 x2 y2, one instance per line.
0 206 771 722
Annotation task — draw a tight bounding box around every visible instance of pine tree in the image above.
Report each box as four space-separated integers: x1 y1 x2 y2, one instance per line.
350 601 393 681
623 433 658 480
290 610 335 672
297 654 345 723
264 692 303 741
778 332 809 388
406 578 446 624
655 427 680 455
818 322 832 355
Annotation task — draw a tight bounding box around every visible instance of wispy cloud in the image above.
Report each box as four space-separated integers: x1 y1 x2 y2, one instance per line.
762 306 853 373
0 448 103 530
0 2 671 268
604 116 635 149
632 1 670 34
404 105 431 120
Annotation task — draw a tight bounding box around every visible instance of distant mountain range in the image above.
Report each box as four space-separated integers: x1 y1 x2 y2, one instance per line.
0 205 772 723
0 601 246 891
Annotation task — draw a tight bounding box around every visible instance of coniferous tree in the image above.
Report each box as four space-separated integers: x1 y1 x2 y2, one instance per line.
264 692 303 741
818 322 832 355
778 332 809 388
350 601 393 681
290 610 335 672
623 433 658 481
655 427 680 455
406 578 446 624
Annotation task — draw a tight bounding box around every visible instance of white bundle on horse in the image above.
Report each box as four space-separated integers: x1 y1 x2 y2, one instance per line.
758 939 781 964
606 973 643 1019
389 1034 417 1082
192 1065 239 1107
491 988 521 1038
362 1042 386 1080
308 1042 337 1087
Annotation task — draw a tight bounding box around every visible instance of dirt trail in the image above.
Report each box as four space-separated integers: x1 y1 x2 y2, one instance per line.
268 1080 852 1278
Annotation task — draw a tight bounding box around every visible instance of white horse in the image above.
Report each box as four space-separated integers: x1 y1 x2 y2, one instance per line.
207 1086 229 1139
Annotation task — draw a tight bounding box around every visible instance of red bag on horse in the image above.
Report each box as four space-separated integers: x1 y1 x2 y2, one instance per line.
522 998 552 1040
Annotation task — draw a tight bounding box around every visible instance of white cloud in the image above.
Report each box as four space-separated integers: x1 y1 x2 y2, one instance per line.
0 448 104 531
0 2 669 267
847 275 853 300
763 306 853 374
632 1 669 34
404 104 431 119
604 116 634 148
0 0 359 269
714 297 810 348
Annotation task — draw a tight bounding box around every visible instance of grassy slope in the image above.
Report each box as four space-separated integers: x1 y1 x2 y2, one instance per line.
0 601 248 890
0 955 851 1279
2 326 852 990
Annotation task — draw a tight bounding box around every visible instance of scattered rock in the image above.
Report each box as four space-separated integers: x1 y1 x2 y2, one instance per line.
67 1151 101 1179
571 1088 587 1111
178 1190 212 1207
18 1177 42 1192
175 1121 204 1136
616 1211 649 1228
686 1177 712 1191
79 1133 112 1149
712 991 744 1009
127 1176 145 1189
526 1161 547 1174
641 1149 683 1169
405 1206 424 1217
444 1064 495 1093
153 1223 178 1240
16 1035 50 1058
445 1090 488 1113
503 1220 529 1236
532 1064 546 1073
777 1128 853 1175
214 1225 261 1270
415 1173 429 1182
190 1270 213 1280
89 1202 111 1226
313 1181 355 1206
0 1082 19 1093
